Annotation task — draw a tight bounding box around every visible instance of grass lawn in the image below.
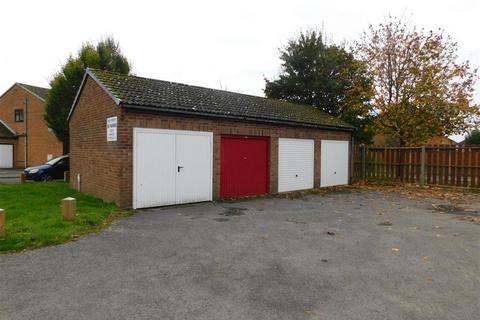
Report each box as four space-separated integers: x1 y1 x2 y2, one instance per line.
0 182 130 254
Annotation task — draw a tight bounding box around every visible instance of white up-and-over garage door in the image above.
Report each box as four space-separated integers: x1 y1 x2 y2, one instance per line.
321 140 349 187
0 144 13 169
278 138 314 192
133 128 213 209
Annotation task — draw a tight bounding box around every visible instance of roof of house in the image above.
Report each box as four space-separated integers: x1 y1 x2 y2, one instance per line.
17 83 50 101
0 119 16 138
0 83 50 102
69 69 354 131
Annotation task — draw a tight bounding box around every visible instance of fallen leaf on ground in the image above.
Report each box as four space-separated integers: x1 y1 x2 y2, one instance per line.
352 182 477 203
431 204 444 212
457 215 480 224
378 221 392 226
286 218 307 224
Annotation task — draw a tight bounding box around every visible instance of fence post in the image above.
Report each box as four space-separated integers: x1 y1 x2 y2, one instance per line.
420 146 426 187
64 171 70 182
361 145 366 180
61 197 76 220
349 137 354 184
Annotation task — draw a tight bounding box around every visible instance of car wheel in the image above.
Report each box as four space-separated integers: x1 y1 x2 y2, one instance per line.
40 173 52 182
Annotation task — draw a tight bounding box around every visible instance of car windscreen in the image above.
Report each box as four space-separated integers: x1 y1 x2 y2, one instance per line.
45 156 65 166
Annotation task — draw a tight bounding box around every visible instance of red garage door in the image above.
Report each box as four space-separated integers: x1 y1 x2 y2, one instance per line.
220 136 269 198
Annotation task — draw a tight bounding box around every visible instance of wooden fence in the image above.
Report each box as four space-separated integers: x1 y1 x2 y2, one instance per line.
353 145 480 188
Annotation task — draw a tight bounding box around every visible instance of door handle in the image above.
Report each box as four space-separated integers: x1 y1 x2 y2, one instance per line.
177 165 184 172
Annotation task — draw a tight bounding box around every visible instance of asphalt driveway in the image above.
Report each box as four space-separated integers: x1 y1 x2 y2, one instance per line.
0 189 479 320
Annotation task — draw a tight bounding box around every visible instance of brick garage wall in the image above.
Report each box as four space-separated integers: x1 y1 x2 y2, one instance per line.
69 77 122 203
70 77 351 208
117 111 351 208
0 85 63 167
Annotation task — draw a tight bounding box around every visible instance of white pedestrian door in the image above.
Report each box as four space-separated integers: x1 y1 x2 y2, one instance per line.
0 145 13 168
321 140 349 187
278 138 314 192
134 128 213 209
175 133 212 204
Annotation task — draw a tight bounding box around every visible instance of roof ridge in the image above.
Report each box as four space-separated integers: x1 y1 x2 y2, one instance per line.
88 68 277 102
15 83 50 101
16 82 50 91
83 69 354 130
88 69 349 117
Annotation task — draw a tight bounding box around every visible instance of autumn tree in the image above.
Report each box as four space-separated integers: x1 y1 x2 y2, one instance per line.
356 16 479 146
265 30 375 143
45 37 131 150
464 129 480 145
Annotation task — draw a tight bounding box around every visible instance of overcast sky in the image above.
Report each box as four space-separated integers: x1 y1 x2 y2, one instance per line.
1 0 478 140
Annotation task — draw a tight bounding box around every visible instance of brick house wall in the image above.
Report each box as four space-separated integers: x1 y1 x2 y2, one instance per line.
70 78 351 208
0 84 63 167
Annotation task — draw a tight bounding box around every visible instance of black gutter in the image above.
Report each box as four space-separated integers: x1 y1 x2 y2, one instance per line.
121 104 356 132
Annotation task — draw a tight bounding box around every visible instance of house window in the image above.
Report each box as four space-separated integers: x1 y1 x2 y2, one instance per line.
14 109 24 122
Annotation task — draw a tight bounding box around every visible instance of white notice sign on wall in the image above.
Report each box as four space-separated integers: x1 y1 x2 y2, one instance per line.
107 116 117 142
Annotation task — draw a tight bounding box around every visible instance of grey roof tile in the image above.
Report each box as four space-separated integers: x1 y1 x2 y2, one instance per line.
0 119 16 138
17 83 50 101
88 69 354 130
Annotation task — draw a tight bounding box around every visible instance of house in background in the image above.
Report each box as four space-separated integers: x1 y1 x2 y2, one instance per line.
372 133 457 147
0 83 63 168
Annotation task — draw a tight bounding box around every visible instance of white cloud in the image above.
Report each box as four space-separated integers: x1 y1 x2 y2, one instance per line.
1 0 478 103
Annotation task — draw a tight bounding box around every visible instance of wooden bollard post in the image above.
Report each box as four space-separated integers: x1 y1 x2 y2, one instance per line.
0 208 5 237
64 171 70 182
20 172 26 184
61 197 76 220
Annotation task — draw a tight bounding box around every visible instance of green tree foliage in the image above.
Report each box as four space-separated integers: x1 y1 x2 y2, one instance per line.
356 16 479 146
265 30 375 143
45 37 130 149
464 130 480 145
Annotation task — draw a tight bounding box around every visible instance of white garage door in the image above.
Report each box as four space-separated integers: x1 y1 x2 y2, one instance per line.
133 128 213 209
321 140 349 187
0 144 13 168
278 138 314 192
